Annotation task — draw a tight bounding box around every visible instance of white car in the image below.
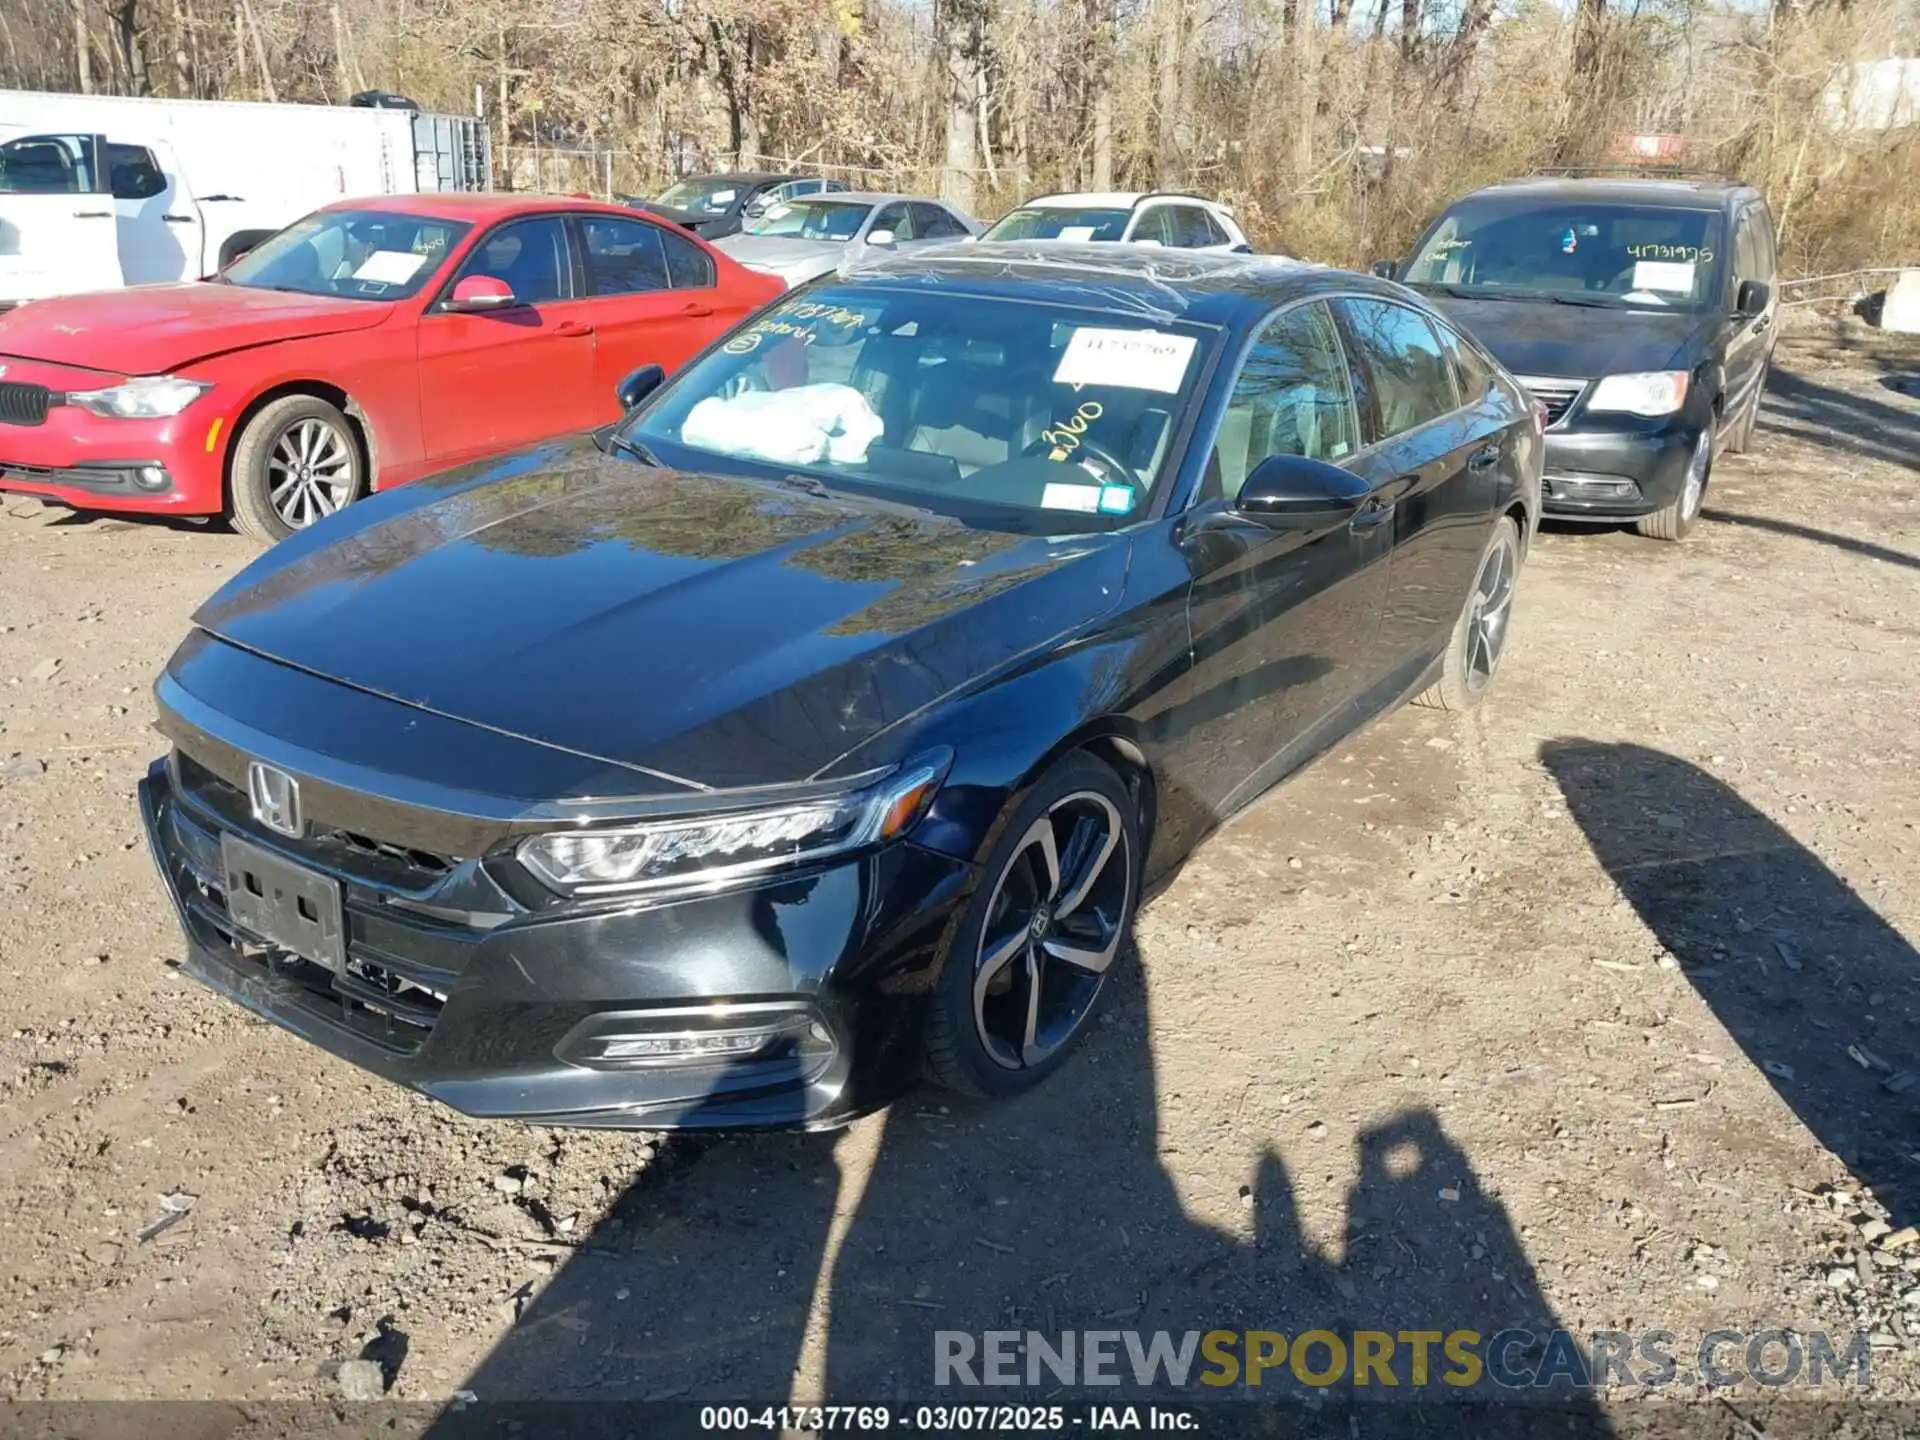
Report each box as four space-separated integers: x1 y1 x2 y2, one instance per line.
979 192 1253 252
714 192 983 289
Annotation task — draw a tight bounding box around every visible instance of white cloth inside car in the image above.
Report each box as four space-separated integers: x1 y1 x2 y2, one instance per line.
683 383 885 467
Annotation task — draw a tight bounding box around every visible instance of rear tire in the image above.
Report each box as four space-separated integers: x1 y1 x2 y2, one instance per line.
1634 426 1710 542
228 395 366 544
924 751 1142 1099
1414 515 1521 712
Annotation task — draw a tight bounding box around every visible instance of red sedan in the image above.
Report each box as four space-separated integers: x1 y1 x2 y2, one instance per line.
0 193 782 539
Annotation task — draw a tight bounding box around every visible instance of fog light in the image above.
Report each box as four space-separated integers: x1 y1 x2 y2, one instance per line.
557 1003 836 1073
133 465 169 492
600 1029 778 1063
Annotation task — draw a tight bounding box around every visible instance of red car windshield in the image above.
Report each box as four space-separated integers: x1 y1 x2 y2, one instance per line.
222 209 472 301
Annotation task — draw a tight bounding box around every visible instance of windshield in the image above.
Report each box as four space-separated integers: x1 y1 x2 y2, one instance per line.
742 199 872 241
656 178 749 216
623 285 1213 534
222 208 470 301
1402 200 1726 310
983 207 1133 242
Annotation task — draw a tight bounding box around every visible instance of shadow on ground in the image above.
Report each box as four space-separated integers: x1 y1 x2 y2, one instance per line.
1543 741 1920 1229
425 950 1607 1436
1759 368 1920 474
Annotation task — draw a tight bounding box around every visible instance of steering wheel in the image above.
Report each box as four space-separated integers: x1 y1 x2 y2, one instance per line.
1020 435 1142 490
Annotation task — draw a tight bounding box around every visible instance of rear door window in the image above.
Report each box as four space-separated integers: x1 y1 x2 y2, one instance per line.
1130 207 1178 246
579 214 670 296
1334 298 1460 441
659 226 716 289
1430 317 1497 403
105 144 167 200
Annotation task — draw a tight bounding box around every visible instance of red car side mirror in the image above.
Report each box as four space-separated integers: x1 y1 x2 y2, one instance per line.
446 275 517 313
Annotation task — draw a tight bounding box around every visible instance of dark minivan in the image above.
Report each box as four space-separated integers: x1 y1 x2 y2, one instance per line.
1377 174 1777 540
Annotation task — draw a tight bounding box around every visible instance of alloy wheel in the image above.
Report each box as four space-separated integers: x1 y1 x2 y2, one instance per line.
972 792 1132 1070
1464 528 1519 693
267 417 355 530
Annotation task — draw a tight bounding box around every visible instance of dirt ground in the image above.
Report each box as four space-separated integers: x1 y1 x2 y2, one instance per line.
0 317 1916 1435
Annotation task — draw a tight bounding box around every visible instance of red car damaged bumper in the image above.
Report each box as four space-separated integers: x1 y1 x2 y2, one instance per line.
0 356 229 516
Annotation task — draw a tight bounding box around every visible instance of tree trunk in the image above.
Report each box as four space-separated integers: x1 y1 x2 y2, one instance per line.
242 0 273 101
1399 0 1418 63
114 0 149 94
1293 0 1317 183
73 0 93 93
1085 0 1113 188
1571 0 1605 77
1155 0 1188 185
330 0 352 101
939 0 979 211
169 0 193 97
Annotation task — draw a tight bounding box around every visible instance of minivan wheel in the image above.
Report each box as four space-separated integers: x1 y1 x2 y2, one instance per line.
1414 515 1521 713
1635 427 1711 542
925 751 1141 1099
228 395 367 543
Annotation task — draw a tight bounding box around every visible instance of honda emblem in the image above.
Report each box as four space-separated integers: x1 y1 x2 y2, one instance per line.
247 761 304 838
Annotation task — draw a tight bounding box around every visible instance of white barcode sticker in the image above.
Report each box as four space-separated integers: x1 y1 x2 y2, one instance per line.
1053 328 1197 394
1631 260 1695 293
352 250 427 285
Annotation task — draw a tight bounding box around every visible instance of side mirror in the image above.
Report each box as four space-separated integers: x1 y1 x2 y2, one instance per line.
1230 242 1253 255
1369 259 1397 279
960 233 980 245
615 363 666 412
1737 279 1771 317
866 229 896 247
1235 453 1370 529
446 275 516 313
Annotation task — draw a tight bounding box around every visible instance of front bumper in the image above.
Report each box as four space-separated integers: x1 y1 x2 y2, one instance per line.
139 751 975 1131
1539 420 1702 521
0 366 228 515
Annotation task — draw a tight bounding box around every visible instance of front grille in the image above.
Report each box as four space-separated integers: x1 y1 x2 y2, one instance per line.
162 755 487 1056
0 382 54 427
1517 377 1585 427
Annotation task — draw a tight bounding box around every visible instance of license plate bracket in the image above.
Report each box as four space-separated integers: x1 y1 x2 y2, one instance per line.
220 832 346 972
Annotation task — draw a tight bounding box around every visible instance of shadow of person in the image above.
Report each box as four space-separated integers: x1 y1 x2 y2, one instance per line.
1542 740 1920 1228
435 938 1605 1437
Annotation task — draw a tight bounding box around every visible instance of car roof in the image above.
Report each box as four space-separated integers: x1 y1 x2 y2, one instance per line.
1019 191 1232 211
835 241 1390 327
1464 176 1758 210
780 191 929 206
321 192 648 223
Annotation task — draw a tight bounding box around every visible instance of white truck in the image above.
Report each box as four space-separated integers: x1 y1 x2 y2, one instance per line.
0 90 489 306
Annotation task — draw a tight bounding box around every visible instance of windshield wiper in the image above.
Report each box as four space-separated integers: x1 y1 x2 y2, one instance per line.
606 431 660 465
775 473 837 499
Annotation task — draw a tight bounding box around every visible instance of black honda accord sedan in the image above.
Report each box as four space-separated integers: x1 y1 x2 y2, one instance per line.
139 245 1542 1131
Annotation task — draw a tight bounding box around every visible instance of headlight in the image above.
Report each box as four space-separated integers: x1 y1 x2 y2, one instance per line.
518 753 950 895
1585 371 1688 418
66 375 210 419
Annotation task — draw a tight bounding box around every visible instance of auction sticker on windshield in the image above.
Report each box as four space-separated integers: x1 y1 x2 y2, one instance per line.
1053 328 1197 393
352 250 429 285
1631 260 1695 294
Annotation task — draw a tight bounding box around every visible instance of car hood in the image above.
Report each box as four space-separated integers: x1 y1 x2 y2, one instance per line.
0 282 393 375
715 235 847 276
192 439 1128 790
1427 294 1711 379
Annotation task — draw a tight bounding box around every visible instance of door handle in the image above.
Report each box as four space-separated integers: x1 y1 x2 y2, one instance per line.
1468 445 1501 472
1349 496 1394 532
72 210 111 219
163 214 195 224
680 301 714 317
553 320 595 338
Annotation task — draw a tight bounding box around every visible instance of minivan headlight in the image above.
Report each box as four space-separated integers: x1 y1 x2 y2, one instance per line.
518 753 950 895
66 375 210 419
1586 371 1688 418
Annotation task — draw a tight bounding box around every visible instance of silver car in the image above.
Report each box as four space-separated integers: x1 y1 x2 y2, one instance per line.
714 192 983 288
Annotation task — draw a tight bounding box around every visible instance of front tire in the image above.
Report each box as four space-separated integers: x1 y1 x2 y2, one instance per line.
924 751 1142 1099
1414 514 1521 712
1635 426 1710 542
228 395 366 543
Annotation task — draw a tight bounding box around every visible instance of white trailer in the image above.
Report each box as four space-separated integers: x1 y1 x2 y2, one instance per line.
0 90 489 305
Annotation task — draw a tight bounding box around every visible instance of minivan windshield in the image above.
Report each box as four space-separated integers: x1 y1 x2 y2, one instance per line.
1402 200 1726 311
622 285 1214 534
222 208 470 301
